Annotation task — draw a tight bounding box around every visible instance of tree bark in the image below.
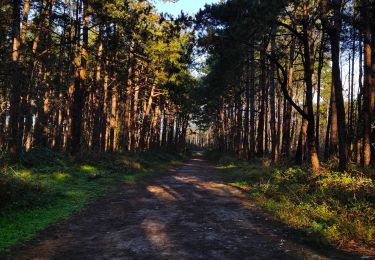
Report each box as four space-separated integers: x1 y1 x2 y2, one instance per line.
281 38 296 157
302 1 320 172
249 42 256 158
269 28 278 163
316 31 325 154
321 0 348 171
9 0 22 155
257 40 267 157
361 0 374 167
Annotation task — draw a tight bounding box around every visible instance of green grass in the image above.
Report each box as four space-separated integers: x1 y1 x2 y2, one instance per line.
0 149 184 253
213 153 375 254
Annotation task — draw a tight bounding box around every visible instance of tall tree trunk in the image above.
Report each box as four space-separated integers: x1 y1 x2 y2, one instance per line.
316 31 325 154
264 66 269 155
161 100 168 147
302 2 320 172
361 0 374 167
356 36 364 164
296 104 308 164
329 81 339 157
235 91 242 158
243 57 250 159
348 28 356 159
139 84 156 151
131 81 140 151
276 88 283 158
249 43 256 158
257 40 267 157
281 38 296 158
9 0 22 155
269 28 278 163
70 0 88 154
325 94 332 159
92 27 103 151
321 0 348 171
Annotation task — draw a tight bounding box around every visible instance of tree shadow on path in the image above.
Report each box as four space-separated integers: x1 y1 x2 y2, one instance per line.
12 157 363 259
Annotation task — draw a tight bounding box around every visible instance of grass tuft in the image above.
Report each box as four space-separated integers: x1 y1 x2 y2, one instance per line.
213 153 375 253
0 150 184 253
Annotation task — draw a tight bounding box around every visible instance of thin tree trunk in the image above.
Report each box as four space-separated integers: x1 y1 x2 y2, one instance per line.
244 58 250 159
70 0 89 154
9 0 22 155
269 28 278 163
302 2 320 172
316 31 325 154
321 0 348 171
249 43 256 158
356 36 364 164
257 40 267 157
281 38 296 158
92 27 103 151
361 0 374 167
296 104 308 164
348 28 356 159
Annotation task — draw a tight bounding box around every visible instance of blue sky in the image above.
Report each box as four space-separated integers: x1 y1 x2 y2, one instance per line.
154 0 219 16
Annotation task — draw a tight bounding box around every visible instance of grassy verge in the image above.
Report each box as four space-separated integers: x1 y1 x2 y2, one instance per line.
0 149 185 253
210 152 375 254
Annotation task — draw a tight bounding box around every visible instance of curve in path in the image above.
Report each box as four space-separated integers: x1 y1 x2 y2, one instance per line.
14 157 354 259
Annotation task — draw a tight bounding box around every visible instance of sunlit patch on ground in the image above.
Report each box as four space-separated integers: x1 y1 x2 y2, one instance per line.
142 219 171 249
216 157 375 255
0 152 183 254
146 185 179 201
52 172 70 181
11 157 366 259
80 165 98 174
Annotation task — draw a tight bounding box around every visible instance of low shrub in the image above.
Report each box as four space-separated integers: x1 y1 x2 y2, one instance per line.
215 154 375 252
0 170 51 211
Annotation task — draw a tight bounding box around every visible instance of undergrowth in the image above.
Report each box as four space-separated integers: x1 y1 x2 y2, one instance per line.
0 148 184 253
210 151 375 254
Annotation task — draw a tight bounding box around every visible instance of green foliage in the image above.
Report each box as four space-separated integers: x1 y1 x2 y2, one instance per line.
215 154 375 251
0 151 183 252
21 148 68 168
193 0 290 127
0 170 48 211
96 0 197 117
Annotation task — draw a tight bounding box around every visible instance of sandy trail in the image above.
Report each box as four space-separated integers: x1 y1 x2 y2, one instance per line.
13 157 355 259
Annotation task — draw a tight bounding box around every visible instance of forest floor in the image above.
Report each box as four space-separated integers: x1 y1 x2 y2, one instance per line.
8 155 365 259
0 150 184 254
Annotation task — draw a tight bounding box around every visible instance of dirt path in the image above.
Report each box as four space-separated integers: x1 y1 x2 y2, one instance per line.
13 157 357 259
